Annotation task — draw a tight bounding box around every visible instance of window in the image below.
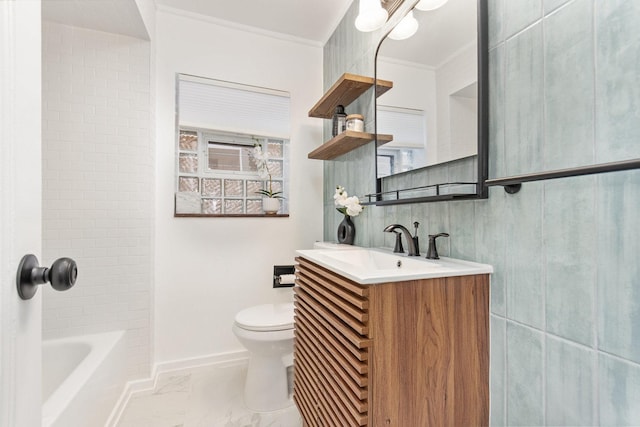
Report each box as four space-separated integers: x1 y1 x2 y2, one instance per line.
207 143 254 172
175 74 290 216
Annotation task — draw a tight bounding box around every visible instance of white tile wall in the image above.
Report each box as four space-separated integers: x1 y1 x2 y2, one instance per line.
42 22 153 379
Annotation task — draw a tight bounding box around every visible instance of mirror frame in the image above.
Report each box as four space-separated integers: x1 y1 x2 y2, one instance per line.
373 0 489 205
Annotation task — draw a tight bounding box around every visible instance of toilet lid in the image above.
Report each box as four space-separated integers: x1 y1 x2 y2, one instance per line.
234 303 294 332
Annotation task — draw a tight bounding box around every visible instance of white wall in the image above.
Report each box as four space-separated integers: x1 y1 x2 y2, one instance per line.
435 42 477 163
42 22 153 378
378 42 477 166
377 58 436 158
154 10 324 364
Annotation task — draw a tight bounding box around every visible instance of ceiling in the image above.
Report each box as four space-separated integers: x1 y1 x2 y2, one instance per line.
42 0 150 40
42 0 356 45
155 0 355 43
41 0 473 65
379 0 477 67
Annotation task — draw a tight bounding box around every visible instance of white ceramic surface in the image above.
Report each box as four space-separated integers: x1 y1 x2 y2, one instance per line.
42 331 126 427
117 360 302 426
232 303 295 412
296 247 493 284
235 303 294 332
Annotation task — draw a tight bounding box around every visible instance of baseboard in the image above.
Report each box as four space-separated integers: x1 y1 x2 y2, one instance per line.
152 349 250 379
105 350 249 427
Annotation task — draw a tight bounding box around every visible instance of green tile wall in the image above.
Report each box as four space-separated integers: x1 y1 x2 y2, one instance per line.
322 0 640 424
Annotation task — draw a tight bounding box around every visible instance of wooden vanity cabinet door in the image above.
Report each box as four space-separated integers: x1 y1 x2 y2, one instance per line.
368 275 490 427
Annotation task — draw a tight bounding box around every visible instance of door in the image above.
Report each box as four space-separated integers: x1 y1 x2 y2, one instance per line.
0 1 43 426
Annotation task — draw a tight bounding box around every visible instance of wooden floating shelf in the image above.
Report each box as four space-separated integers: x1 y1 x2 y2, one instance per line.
309 73 393 119
308 131 393 160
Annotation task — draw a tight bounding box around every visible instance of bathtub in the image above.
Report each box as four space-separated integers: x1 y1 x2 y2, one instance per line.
42 331 126 427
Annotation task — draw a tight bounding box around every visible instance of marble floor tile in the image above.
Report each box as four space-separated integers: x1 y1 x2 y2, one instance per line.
117 360 301 427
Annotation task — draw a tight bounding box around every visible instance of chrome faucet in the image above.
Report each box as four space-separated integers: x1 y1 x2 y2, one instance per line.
383 224 419 256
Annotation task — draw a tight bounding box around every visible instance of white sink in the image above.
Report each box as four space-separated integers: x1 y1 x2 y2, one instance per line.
318 249 441 271
296 247 492 284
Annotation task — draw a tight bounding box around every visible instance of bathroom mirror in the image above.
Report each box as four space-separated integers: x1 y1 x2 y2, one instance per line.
374 0 488 203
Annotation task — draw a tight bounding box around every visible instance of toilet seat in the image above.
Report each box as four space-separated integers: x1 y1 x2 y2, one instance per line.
234 303 294 332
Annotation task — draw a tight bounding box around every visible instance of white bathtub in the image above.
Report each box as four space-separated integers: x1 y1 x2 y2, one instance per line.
42 331 126 427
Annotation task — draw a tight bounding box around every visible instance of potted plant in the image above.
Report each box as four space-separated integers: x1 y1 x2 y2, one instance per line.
251 144 284 214
334 185 364 244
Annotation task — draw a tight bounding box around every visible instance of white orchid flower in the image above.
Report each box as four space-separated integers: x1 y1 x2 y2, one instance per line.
334 185 348 206
334 185 364 217
345 196 363 216
250 143 283 198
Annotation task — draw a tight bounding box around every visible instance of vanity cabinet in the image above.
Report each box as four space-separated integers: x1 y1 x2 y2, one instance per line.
293 256 489 426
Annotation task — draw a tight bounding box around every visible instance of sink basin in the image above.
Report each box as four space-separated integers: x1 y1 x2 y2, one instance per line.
296 247 492 284
319 249 440 271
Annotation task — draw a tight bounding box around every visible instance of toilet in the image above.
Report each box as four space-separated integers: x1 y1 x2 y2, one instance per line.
232 302 295 412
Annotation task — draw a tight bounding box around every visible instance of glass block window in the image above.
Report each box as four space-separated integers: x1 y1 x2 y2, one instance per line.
174 128 289 215
175 74 290 216
201 178 222 197
202 198 222 214
179 153 198 173
224 179 244 197
224 199 244 214
268 140 283 158
246 199 263 214
246 180 263 196
179 130 198 151
178 176 199 192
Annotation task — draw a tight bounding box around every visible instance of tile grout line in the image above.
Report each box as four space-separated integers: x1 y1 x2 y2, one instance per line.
591 1 599 424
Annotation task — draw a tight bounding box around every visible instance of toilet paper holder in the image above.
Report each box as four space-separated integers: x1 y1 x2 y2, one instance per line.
273 265 296 288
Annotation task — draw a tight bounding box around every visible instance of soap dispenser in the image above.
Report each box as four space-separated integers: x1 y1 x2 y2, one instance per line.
332 105 347 137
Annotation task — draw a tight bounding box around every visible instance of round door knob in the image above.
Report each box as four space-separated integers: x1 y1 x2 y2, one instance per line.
16 254 78 300
49 257 77 292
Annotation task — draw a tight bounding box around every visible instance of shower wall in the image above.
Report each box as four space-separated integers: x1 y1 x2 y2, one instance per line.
42 22 153 378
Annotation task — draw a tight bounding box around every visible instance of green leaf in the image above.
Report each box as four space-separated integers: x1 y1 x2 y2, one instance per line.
255 189 285 199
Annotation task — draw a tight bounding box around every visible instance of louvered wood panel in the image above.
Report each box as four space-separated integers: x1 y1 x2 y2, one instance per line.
296 257 369 298
295 312 369 380
294 259 370 427
296 328 368 396
296 330 368 414
295 264 369 311
293 366 319 425
296 288 370 350
294 306 368 375
297 342 366 425
295 299 369 363
296 269 369 330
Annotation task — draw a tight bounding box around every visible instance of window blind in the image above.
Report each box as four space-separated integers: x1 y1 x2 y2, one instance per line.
377 106 426 149
178 75 290 138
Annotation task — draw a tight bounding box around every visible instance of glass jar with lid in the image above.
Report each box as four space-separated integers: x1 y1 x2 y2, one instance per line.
346 114 364 132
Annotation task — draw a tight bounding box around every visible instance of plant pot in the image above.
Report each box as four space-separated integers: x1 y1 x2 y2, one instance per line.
262 198 280 215
337 215 355 245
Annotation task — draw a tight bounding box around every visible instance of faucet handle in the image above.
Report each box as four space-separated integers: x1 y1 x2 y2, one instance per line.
426 233 449 260
392 231 404 254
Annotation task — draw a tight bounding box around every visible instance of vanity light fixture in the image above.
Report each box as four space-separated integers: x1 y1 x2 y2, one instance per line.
388 10 419 40
355 0 389 32
415 0 449 11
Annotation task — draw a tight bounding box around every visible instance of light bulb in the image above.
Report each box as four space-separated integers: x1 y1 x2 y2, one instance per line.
355 0 388 32
415 0 449 11
388 11 419 40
